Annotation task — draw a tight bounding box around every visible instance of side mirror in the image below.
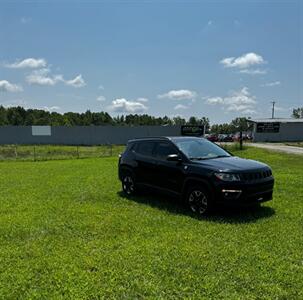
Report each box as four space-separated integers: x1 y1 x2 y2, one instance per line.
167 154 182 162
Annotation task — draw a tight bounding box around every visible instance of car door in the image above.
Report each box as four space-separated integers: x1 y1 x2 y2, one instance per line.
133 141 157 186
153 141 185 194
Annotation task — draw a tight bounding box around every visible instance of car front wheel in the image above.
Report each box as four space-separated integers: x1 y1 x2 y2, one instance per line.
186 186 211 216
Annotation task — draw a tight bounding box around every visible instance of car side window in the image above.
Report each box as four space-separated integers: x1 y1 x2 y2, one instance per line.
135 142 155 157
155 142 178 160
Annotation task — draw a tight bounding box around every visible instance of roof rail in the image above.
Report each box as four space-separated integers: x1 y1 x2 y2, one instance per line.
128 136 170 143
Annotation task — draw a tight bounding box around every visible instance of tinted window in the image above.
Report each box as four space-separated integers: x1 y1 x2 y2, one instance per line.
155 142 178 160
136 142 155 156
173 138 230 160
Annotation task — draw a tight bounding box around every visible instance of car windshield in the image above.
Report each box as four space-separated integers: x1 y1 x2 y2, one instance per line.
173 138 231 160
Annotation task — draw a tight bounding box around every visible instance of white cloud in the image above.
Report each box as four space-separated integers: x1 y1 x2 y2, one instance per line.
158 89 196 100
108 98 148 113
220 52 265 69
43 106 60 112
174 104 188 110
26 69 86 88
6 58 86 88
0 80 23 92
137 97 149 102
261 81 281 87
97 95 106 102
239 69 267 75
26 68 63 86
224 87 256 105
207 20 213 26
226 105 256 114
206 97 224 104
65 74 86 88
205 87 257 114
98 85 105 90
6 58 47 69
229 107 256 114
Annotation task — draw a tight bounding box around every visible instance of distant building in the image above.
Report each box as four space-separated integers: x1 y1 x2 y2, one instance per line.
248 118 303 142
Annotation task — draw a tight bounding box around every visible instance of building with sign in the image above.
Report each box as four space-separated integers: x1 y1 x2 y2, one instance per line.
248 118 303 142
181 125 205 136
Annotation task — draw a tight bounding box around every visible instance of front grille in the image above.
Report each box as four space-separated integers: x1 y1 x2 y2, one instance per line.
246 182 274 194
240 169 272 182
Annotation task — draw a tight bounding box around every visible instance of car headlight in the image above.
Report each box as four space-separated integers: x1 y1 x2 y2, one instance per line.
214 172 241 181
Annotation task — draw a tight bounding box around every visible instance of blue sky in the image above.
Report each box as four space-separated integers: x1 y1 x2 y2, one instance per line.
0 0 302 124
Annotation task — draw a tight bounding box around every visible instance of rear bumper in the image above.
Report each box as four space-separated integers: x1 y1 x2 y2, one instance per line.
213 177 274 206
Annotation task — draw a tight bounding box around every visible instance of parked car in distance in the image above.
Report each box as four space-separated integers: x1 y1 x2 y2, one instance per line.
232 132 253 142
205 134 218 142
118 137 274 216
223 134 234 142
217 134 226 142
218 134 234 142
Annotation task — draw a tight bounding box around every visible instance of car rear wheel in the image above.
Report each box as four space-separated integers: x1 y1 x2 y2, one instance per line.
121 172 136 196
186 186 211 216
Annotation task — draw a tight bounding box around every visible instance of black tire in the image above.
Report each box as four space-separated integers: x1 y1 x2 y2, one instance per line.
186 185 212 216
121 171 136 196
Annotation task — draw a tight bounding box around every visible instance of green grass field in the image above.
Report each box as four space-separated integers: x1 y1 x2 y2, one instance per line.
0 147 302 299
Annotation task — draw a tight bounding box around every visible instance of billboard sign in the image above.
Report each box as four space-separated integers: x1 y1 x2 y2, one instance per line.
256 122 280 133
181 125 204 136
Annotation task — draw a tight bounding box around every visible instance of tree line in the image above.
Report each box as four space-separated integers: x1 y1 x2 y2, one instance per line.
0 106 209 127
0 106 301 133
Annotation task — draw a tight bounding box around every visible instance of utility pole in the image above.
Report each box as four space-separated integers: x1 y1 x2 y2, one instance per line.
270 101 276 119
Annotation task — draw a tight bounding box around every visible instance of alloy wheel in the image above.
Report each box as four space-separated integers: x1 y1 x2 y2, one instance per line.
122 175 135 195
188 190 208 215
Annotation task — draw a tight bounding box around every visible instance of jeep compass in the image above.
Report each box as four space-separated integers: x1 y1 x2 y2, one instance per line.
118 137 274 216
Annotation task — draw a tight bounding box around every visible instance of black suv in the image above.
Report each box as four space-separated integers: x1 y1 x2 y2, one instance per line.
118 137 274 216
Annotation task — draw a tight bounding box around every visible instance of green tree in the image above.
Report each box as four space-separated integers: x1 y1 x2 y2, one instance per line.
172 116 186 125
230 117 250 132
199 117 210 132
187 116 198 125
292 107 303 119
6 106 27 125
0 106 8 125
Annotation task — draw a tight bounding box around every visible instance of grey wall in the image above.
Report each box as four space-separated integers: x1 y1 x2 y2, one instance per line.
253 123 303 142
0 125 182 145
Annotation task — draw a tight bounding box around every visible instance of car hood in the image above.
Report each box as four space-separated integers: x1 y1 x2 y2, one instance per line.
193 156 269 172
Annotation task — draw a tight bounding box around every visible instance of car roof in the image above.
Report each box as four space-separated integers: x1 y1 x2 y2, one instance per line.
128 136 204 143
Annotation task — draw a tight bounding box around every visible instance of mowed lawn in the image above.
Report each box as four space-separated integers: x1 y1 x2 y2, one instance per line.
0 148 302 299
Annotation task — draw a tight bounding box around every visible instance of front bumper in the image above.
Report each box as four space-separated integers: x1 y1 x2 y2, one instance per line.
213 177 274 206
